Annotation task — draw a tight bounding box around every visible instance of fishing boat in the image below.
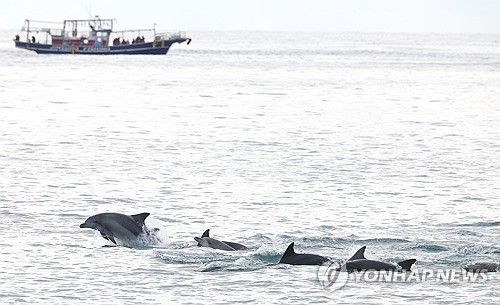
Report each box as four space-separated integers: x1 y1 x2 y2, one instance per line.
13 17 191 55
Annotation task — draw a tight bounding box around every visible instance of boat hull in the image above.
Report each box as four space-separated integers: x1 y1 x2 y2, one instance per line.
14 39 187 55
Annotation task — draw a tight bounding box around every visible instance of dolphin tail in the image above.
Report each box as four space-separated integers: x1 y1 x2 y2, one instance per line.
197 229 210 246
131 213 150 227
398 259 416 271
348 246 367 261
279 242 296 263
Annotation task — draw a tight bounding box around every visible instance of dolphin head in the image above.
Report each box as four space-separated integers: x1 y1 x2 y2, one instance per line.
194 237 209 247
80 214 104 231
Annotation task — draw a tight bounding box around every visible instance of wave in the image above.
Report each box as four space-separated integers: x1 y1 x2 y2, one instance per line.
275 235 412 248
197 256 278 272
408 244 449 252
153 243 285 271
459 221 500 227
358 238 411 244
455 244 500 255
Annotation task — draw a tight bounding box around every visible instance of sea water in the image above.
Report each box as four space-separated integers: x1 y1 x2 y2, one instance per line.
0 30 499 304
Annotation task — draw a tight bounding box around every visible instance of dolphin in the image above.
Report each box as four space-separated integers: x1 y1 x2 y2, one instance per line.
344 246 416 271
80 212 152 245
278 242 330 265
465 262 499 273
196 229 248 250
194 236 236 251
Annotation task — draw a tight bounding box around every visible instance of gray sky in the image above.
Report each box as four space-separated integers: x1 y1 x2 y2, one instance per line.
1 0 500 32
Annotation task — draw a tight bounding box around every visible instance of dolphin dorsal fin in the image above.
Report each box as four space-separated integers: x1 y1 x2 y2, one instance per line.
202 229 210 238
283 242 297 258
398 259 416 271
197 229 210 247
131 213 150 226
348 246 367 261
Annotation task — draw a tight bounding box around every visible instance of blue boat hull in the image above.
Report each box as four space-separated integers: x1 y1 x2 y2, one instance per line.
14 39 187 55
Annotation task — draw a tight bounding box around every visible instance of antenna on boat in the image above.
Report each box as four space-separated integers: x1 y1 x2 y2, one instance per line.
81 0 92 19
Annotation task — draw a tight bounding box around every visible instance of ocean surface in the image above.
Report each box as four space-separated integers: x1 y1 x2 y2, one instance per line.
0 30 499 304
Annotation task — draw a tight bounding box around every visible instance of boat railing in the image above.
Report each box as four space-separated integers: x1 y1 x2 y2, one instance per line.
21 26 63 36
155 31 186 41
19 19 65 41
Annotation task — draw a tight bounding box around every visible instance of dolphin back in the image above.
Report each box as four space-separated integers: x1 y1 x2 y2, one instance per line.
346 259 398 271
196 229 247 250
279 242 329 265
465 262 499 273
223 241 248 250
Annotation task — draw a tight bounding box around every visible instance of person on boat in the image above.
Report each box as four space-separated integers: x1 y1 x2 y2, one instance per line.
141 36 145 42
15 35 20 41
31 36 36 43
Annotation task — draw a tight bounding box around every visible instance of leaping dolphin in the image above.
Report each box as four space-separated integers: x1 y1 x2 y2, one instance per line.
196 229 248 250
344 246 416 271
80 212 153 245
279 242 330 265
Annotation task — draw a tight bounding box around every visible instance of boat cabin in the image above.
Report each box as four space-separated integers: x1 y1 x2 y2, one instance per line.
51 18 113 46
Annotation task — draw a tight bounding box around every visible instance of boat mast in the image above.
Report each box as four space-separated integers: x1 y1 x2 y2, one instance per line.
62 20 66 41
25 19 30 42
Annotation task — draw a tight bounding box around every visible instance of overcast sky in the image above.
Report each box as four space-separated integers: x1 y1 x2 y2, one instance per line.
1 0 499 33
